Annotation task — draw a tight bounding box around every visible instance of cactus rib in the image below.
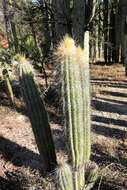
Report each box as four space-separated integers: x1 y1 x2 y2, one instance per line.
19 58 57 172
57 163 73 190
56 35 91 189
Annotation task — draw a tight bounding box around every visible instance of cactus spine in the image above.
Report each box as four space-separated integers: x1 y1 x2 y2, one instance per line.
56 35 91 190
18 56 57 172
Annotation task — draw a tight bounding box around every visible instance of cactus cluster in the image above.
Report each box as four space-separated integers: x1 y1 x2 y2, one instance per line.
18 55 57 172
18 35 97 189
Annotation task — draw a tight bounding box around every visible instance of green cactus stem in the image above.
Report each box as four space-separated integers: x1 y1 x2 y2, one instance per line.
85 162 98 190
18 56 57 172
2 68 14 104
57 162 73 190
56 35 91 189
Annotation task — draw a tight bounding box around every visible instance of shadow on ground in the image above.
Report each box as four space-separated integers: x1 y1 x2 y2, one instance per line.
93 115 127 128
92 124 126 139
91 143 127 167
92 99 127 115
0 176 21 190
0 91 27 116
0 136 40 170
91 78 127 189
94 97 127 105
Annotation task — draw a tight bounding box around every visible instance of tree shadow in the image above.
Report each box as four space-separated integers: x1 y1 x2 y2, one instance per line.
92 124 126 139
92 181 121 190
91 78 127 89
91 131 127 189
0 90 27 116
92 99 127 115
90 61 106 66
0 175 24 190
95 97 127 105
102 91 127 98
91 144 127 168
0 136 41 171
91 78 127 83
0 85 62 126
93 115 127 127
91 144 118 164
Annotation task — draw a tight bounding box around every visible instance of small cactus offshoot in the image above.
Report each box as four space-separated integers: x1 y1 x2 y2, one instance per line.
57 162 73 190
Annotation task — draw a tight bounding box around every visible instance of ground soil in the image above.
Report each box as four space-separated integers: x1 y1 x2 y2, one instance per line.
0 64 127 190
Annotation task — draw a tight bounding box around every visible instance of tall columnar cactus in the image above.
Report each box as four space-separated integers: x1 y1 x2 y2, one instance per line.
18 56 57 172
56 35 91 190
2 68 14 104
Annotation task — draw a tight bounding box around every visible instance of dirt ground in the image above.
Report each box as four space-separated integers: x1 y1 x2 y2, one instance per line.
0 64 127 190
91 64 127 189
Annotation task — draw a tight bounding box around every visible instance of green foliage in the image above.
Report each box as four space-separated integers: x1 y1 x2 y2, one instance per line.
0 49 12 65
19 36 40 60
18 55 57 172
0 48 14 104
2 68 14 104
0 48 14 81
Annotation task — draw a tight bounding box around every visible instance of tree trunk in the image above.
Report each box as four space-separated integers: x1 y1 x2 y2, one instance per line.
40 1 51 56
2 0 12 47
103 0 109 64
72 0 85 48
10 20 19 53
51 0 71 44
51 0 96 48
119 0 127 64
109 6 116 63
124 15 127 76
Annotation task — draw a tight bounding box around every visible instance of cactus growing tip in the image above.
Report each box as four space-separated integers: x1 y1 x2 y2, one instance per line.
15 54 28 64
57 35 76 58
